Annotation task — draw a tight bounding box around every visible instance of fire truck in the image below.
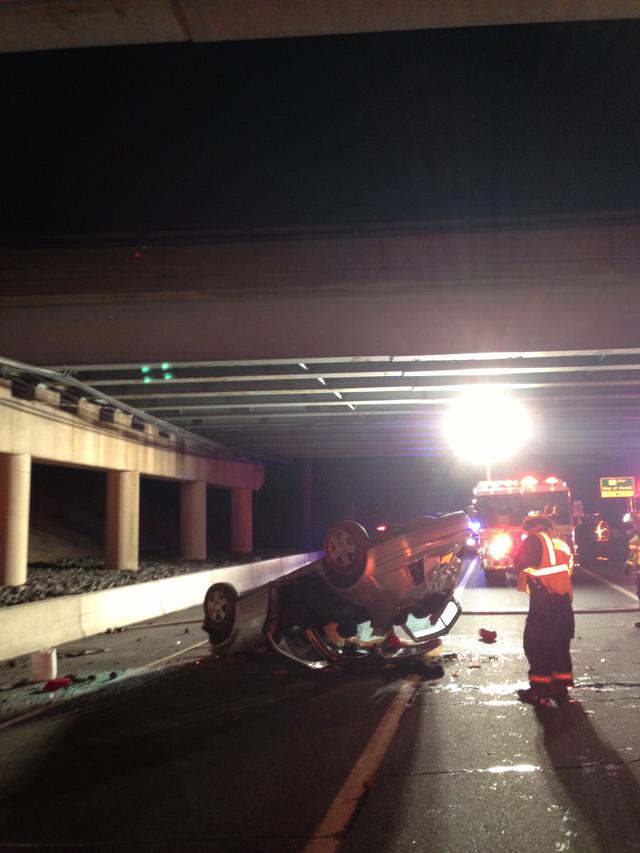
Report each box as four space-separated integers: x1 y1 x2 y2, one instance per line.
471 475 575 582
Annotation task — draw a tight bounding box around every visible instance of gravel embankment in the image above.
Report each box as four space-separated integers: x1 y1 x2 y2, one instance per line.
0 553 291 608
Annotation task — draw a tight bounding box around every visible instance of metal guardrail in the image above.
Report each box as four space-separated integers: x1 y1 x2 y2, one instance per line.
0 355 249 462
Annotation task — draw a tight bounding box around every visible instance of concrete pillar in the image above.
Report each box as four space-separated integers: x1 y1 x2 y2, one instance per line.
105 470 140 571
180 480 207 560
0 453 31 587
230 487 253 554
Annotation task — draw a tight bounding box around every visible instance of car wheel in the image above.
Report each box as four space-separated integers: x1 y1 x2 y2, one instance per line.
323 520 369 588
203 583 237 644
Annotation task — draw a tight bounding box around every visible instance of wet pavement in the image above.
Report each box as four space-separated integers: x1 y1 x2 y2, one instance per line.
0 562 639 851
342 610 640 853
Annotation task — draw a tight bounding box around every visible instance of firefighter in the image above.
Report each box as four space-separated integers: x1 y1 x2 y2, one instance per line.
513 513 575 703
623 514 640 628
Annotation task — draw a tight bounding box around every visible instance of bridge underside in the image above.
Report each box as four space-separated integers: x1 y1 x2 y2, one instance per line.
1 216 639 459
1 0 638 54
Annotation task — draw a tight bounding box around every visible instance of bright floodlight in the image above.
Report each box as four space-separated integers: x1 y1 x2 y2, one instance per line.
443 389 532 464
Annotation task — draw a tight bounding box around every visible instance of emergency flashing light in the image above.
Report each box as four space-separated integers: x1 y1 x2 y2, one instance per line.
520 476 538 488
475 479 520 491
475 477 569 495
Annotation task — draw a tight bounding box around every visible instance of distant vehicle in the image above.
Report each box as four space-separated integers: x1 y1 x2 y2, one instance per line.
202 512 471 669
472 476 575 582
462 520 481 557
580 511 638 568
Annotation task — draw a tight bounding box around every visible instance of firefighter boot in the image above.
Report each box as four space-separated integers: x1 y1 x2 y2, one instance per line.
517 686 549 704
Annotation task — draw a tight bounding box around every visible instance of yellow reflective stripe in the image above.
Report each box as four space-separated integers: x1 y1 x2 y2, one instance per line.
524 564 571 577
538 532 556 565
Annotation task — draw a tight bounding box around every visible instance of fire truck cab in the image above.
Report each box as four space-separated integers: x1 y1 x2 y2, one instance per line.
472 475 575 582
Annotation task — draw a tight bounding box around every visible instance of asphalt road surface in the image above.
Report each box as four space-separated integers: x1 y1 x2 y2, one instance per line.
1 557 639 852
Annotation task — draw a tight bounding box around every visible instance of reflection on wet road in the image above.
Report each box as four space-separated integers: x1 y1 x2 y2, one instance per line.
0 555 639 852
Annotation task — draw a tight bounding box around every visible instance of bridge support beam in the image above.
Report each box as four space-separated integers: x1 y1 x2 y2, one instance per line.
0 452 31 587
230 487 252 554
105 470 140 570
180 480 207 560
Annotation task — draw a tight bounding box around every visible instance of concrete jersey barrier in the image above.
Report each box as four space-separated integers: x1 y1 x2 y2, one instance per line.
0 551 323 662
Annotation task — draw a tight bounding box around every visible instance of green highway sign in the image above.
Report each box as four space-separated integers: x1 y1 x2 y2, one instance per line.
600 477 635 498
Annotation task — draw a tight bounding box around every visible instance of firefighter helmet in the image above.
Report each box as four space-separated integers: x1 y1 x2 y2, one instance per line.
522 512 555 533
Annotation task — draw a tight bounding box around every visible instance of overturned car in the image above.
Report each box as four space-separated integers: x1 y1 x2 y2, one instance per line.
202 511 471 669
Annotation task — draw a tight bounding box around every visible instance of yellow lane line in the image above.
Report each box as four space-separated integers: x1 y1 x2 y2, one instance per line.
580 566 638 603
304 674 421 853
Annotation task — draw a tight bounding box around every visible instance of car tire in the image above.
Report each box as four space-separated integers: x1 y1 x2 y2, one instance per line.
323 520 369 588
203 583 237 644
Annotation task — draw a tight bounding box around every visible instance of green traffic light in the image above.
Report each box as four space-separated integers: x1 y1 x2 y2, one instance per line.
163 373 174 380
141 365 151 374
161 362 170 370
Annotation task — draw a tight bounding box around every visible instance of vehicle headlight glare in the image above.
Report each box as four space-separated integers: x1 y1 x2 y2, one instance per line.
488 533 512 559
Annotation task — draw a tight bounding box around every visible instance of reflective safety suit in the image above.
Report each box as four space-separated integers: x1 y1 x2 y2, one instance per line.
514 531 574 693
625 532 640 607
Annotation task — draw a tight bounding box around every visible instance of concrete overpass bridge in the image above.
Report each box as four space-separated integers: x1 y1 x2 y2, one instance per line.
1 0 638 54
1 213 639 586
1 213 639 460
0 361 263 586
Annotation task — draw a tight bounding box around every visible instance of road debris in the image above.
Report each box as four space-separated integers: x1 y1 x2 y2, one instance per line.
479 627 497 643
63 673 96 684
41 676 73 692
60 648 107 658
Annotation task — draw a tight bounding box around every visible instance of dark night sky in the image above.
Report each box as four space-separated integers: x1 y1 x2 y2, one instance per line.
2 18 640 238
